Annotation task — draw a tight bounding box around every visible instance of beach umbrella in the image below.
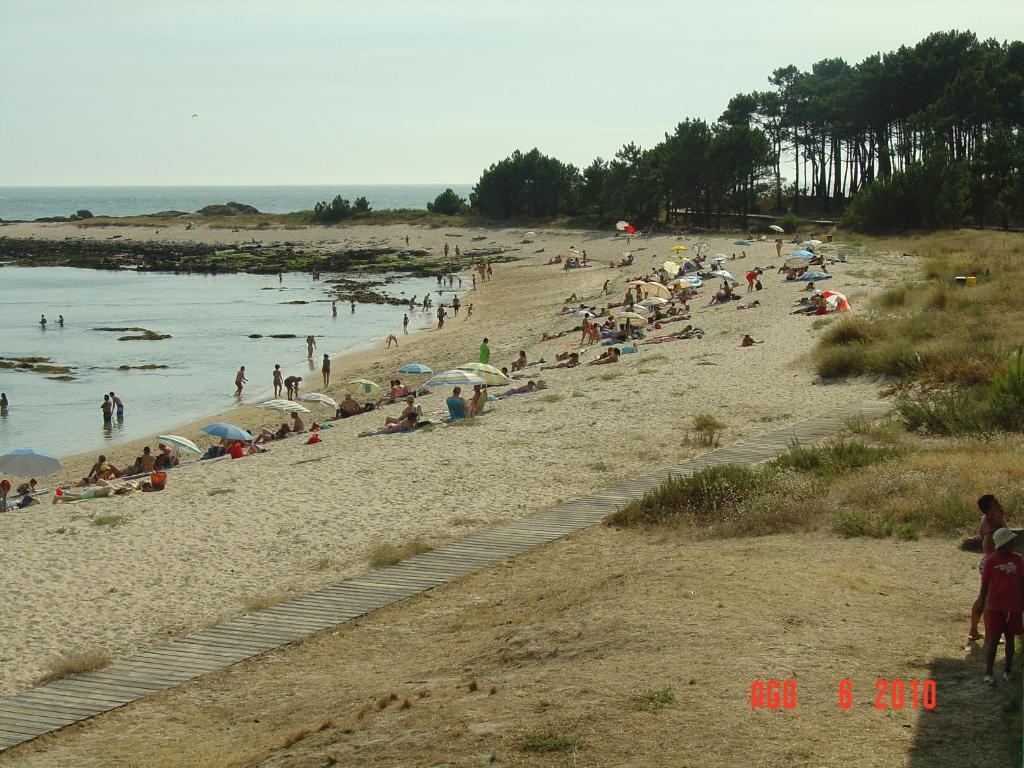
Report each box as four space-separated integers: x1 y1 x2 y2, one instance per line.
424 370 487 388
257 399 311 413
346 378 381 399
806 239 824 246
0 448 62 477
457 363 510 385
201 423 253 442
681 259 699 272
398 363 433 376
667 278 690 289
615 220 630 231
298 392 339 409
792 250 814 259
785 256 811 269
639 297 668 307
821 290 851 311
663 260 680 274
643 282 671 300
671 245 688 253
692 242 709 256
710 270 739 285
157 434 202 455
613 312 648 324
524 231 537 237
710 253 729 263
769 224 785 233
734 239 751 246
626 280 647 287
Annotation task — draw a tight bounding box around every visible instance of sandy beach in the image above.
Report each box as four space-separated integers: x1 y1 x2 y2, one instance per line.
0 221 895 696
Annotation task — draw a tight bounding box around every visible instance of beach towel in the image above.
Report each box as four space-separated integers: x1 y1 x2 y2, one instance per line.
446 396 468 421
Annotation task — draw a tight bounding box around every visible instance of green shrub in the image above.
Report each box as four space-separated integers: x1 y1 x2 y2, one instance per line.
692 414 725 446
427 188 469 216
777 213 798 233
772 440 901 477
896 389 992 435
821 318 883 346
834 509 891 538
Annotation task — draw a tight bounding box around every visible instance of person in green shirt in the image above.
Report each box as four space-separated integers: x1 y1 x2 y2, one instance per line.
480 337 490 364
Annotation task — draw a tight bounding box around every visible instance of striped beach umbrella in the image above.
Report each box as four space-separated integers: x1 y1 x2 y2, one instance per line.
424 370 487 389
457 363 510 385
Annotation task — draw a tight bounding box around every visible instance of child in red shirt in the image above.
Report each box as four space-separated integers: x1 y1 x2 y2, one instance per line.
974 527 1024 683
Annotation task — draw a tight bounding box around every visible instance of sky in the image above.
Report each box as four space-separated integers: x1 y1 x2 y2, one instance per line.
3 0 1022 186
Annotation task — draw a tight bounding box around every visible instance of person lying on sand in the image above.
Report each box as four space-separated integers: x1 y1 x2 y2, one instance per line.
541 353 581 370
737 300 761 310
498 380 538 397
587 348 621 365
542 330 571 341
741 335 765 347
52 477 158 503
359 411 419 437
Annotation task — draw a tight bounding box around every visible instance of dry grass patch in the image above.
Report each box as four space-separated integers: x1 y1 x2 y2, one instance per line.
244 592 288 612
367 538 432 567
36 651 111 684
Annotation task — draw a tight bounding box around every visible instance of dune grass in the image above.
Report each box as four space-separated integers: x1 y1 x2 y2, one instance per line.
367 538 432 568
814 230 1024 387
36 651 112 684
606 430 1024 540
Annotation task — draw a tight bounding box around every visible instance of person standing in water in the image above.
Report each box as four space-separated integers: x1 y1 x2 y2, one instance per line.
235 366 247 396
321 354 331 387
109 391 125 420
350 300 356 314
452 295 461 317
332 301 338 317
58 314 64 327
39 314 47 329
273 364 283 397
306 335 316 359
101 394 113 424
403 313 410 334
0 393 8 416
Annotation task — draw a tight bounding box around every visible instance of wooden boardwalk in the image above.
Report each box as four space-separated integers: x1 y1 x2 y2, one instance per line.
0 399 891 752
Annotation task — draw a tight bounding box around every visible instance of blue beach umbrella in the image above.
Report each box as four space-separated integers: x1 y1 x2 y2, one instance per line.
201 423 253 442
0 448 62 477
792 250 814 259
734 239 751 246
398 363 433 375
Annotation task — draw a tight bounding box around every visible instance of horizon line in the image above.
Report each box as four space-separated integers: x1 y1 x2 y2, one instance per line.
0 182 475 189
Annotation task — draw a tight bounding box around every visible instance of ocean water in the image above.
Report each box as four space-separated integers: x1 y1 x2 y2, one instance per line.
0 266 454 458
0 184 474 222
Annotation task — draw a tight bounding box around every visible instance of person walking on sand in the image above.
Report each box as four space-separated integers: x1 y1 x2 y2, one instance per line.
487 264 493 280
386 334 399 348
273 364 283 397
58 314 64 327
452 295 461 317
403 313 410 334
464 303 473 320
436 305 446 329
332 300 338 317
39 314 47 329
109 391 125 420
444 242 449 258
306 335 316 359
321 354 331 387
480 337 490 364
405 235 409 247
472 274 476 290
974 528 1024 684
235 366 247 396
101 394 113 424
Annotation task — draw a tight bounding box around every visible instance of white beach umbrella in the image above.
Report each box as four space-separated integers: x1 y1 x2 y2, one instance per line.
639 297 668 307
643 282 671 300
710 253 729 263
257 399 311 413
297 392 339 409
157 435 202 455
710 270 739 285
769 224 785 233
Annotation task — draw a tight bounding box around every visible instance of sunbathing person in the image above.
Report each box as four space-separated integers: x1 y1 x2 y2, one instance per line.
737 300 761 310
385 396 419 426
542 329 571 341
359 411 419 437
499 380 538 397
290 411 305 433
511 350 529 372
541 352 581 370
588 348 621 365
446 386 470 420
335 393 363 418
468 384 488 417
741 335 765 347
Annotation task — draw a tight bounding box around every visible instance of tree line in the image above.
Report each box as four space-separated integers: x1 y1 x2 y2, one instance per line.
457 31 1023 232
